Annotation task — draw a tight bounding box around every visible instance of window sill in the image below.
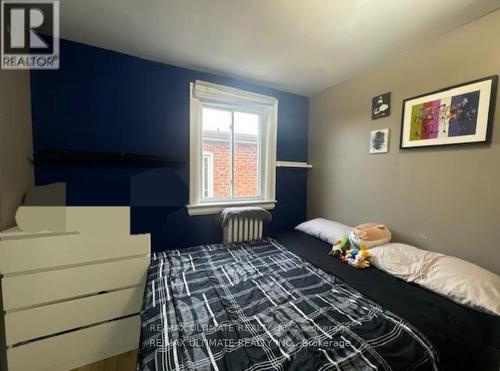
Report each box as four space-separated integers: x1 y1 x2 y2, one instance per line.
187 200 277 216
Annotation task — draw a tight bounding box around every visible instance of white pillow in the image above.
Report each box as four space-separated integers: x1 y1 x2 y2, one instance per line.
295 218 353 244
417 255 500 316
371 243 500 316
370 243 435 281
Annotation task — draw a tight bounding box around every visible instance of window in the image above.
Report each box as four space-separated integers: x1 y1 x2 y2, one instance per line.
201 106 261 201
188 80 277 215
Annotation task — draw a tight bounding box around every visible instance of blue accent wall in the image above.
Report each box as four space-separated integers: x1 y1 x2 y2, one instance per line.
30 39 309 251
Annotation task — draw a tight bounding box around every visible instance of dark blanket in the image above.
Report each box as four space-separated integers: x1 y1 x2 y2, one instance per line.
274 231 500 371
139 238 438 370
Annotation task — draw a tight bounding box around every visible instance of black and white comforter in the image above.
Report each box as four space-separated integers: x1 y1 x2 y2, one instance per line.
139 239 438 371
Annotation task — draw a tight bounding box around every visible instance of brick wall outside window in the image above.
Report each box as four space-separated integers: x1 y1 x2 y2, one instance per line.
202 131 258 198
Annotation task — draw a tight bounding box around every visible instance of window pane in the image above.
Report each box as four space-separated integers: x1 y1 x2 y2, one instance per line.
202 107 232 200
234 111 260 198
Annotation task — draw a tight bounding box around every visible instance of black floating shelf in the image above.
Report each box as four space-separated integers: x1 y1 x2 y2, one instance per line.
32 150 186 165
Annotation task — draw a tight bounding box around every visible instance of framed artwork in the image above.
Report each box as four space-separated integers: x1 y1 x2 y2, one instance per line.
400 75 498 149
372 92 391 120
370 128 389 154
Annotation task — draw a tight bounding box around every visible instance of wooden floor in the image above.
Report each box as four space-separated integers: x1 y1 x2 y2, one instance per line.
71 350 138 371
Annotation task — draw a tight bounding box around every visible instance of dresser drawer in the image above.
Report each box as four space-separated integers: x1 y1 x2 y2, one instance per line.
5 286 144 346
7 316 141 371
0 233 149 275
2 256 149 310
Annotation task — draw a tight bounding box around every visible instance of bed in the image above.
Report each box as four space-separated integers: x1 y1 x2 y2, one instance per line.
138 231 499 371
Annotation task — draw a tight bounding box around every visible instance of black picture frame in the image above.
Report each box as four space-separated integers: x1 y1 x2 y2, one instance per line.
372 92 391 120
399 75 498 150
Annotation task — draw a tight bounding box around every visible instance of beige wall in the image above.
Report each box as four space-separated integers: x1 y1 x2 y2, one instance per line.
0 71 34 231
308 10 500 274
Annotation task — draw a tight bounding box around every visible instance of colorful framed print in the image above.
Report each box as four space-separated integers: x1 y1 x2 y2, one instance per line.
400 75 498 149
370 128 389 154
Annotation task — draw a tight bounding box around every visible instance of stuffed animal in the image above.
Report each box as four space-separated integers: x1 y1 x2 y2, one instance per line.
341 247 358 262
349 223 391 248
329 235 351 256
342 246 371 268
329 222 390 269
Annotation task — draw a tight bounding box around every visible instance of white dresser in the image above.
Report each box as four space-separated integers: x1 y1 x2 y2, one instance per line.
0 206 150 371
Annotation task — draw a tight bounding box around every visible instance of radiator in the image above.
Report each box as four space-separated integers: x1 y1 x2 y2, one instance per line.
223 218 263 243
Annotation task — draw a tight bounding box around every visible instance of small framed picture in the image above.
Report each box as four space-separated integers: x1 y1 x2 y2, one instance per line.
372 92 391 120
400 75 498 149
370 129 389 154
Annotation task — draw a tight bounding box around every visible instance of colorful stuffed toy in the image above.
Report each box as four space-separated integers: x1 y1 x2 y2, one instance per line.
329 235 351 256
345 246 371 269
340 246 357 263
329 223 391 269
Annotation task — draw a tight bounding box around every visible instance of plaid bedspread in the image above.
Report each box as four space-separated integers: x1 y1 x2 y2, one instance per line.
139 239 438 371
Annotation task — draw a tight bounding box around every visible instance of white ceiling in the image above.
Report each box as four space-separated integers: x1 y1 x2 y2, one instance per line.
60 0 500 96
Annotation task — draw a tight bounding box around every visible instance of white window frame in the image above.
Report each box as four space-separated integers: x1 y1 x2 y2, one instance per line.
202 151 214 198
188 80 277 216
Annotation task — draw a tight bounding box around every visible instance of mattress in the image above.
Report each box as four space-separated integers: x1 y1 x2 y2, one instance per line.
274 231 499 371
137 234 479 370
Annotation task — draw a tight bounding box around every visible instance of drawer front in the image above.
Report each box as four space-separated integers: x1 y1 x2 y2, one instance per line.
0 233 150 275
2 256 149 310
7 316 141 371
5 286 145 346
